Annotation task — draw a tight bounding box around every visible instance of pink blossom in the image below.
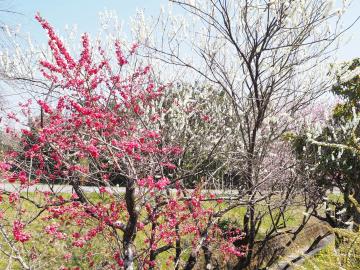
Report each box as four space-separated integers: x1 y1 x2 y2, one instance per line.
115 41 128 66
130 43 139 55
18 171 27 185
155 177 170 190
13 220 31 242
9 192 19 204
161 162 177 170
38 100 53 114
87 145 99 158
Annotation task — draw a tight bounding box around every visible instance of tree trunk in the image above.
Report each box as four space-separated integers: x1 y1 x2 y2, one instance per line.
123 179 138 270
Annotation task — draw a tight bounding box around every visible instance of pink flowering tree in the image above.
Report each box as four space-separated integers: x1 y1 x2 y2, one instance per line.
0 15 246 269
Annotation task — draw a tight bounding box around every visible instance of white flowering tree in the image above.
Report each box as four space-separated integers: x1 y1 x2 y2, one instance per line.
293 57 360 230
129 0 354 267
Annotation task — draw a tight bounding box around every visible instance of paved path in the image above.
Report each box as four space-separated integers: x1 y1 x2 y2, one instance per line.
0 182 126 193
0 182 239 196
271 233 335 270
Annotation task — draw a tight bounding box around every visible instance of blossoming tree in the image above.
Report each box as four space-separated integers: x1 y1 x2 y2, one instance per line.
130 0 352 267
292 57 360 230
0 15 246 269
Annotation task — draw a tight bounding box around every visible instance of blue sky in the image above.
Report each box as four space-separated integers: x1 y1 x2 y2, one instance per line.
0 0 358 122
338 0 360 61
3 0 167 41
2 0 360 60
14 0 168 30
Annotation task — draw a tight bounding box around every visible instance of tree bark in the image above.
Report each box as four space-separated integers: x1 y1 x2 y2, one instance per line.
123 178 138 270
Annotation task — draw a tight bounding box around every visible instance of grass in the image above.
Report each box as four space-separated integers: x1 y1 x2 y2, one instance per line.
295 228 360 270
0 192 309 269
295 244 340 270
0 192 117 269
